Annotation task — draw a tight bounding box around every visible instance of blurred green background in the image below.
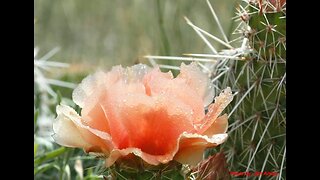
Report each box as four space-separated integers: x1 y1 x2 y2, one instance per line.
34 0 237 71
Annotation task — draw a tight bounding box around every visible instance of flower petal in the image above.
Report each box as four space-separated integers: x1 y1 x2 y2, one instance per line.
103 133 227 167
53 104 114 154
72 71 106 108
99 81 151 149
92 68 200 163
100 85 196 154
143 67 205 123
73 64 150 108
203 114 228 136
177 62 215 107
80 99 111 133
75 64 151 134
195 87 233 133
105 148 173 167
174 133 228 166
52 106 92 149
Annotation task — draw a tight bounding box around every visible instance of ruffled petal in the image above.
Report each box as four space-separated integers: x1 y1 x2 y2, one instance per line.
174 133 228 166
143 67 205 123
81 101 111 133
103 132 227 167
72 71 106 108
100 87 196 155
73 64 150 108
52 106 92 149
195 87 233 133
52 104 114 154
105 148 173 167
75 64 151 136
177 62 215 107
99 81 151 149
203 114 228 136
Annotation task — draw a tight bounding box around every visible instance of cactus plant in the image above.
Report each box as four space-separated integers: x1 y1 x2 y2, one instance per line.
223 1 286 178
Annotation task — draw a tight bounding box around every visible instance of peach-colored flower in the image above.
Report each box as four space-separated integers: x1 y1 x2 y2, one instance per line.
53 62 233 167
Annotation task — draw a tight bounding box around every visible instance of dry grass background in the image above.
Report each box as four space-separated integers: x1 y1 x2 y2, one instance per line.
34 0 237 70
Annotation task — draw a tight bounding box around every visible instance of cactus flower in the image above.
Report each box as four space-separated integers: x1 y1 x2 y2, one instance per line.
52 62 233 167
